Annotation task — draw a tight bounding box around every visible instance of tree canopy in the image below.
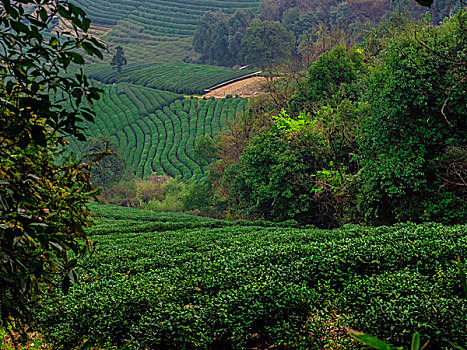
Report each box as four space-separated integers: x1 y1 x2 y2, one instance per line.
0 0 105 336
240 20 295 69
208 11 466 227
111 45 128 75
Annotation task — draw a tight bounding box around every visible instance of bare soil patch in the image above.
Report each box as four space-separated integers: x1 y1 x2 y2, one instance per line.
204 76 269 98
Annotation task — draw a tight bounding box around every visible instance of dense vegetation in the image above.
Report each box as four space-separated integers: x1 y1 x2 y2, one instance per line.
0 0 105 339
83 62 258 94
68 83 247 180
201 11 467 227
34 204 467 349
193 0 463 68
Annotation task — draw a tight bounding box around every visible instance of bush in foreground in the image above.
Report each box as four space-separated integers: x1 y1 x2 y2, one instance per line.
35 207 466 349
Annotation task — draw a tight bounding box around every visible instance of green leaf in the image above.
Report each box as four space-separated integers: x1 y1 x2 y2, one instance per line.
347 329 404 350
413 0 433 7
10 19 29 33
82 41 103 59
89 36 107 50
67 258 78 269
411 332 420 350
67 52 85 65
38 8 48 22
81 109 95 122
82 18 91 32
69 3 86 17
49 37 58 47
4 3 20 19
57 5 72 20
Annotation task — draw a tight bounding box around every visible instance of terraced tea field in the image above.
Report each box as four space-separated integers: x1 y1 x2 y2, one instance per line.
69 83 247 179
34 203 467 349
84 62 258 94
68 0 262 61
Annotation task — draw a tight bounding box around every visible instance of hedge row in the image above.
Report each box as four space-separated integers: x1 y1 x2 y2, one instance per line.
36 206 467 349
84 62 258 95
72 83 246 180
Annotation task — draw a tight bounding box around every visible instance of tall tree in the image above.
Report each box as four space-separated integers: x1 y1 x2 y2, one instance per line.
193 11 230 65
194 10 252 66
240 20 295 69
0 0 105 338
357 12 467 225
111 46 127 75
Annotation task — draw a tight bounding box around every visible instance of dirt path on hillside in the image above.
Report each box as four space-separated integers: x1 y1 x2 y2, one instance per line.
204 76 269 98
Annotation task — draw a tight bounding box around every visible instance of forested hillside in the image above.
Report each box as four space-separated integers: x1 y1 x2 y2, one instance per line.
196 10 467 228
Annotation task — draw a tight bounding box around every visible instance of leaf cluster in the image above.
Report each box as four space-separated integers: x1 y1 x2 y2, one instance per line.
0 0 105 338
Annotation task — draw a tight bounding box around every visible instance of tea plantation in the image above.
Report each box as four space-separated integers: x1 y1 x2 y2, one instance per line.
69 83 246 179
84 62 258 95
68 0 261 61
36 204 467 349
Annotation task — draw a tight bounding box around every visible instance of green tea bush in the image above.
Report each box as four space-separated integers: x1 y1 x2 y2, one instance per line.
35 211 467 349
84 62 258 95
74 83 246 181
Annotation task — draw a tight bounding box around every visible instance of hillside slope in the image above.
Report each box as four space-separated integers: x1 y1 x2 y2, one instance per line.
83 62 258 94
68 0 262 61
70 83 247 179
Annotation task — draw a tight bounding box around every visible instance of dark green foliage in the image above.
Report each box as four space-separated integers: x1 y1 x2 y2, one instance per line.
290 45 365 114
240 20 295 68
227 99 364 226
0 0 104 334
282 8 319 39
216 13 465 227
81 137 126 189
194 11 230 65
35 205 467 349
110 46 127 75
229 131 322 224
259 0 297 21
194 10 253 66
194 135 217 167
357 12 467 225
182 180 216 214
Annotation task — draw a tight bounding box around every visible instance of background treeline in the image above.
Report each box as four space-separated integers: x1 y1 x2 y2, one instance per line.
192 0 463 68
187 10 466 227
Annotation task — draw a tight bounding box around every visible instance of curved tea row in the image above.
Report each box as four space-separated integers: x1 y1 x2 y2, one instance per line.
70 83 246 180
84 62 258 95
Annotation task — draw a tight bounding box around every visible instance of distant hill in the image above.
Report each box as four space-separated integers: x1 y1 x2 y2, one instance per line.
69 0 262 62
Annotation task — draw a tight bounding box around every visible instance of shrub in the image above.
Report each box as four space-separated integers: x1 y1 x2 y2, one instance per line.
35 218 467 349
